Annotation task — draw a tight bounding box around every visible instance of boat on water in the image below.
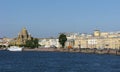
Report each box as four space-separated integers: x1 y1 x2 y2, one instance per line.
7 46 23 51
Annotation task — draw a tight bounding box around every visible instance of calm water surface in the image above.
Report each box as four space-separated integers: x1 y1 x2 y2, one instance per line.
0 51 120 72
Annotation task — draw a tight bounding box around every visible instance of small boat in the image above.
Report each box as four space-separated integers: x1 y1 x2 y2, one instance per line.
7 46 23 51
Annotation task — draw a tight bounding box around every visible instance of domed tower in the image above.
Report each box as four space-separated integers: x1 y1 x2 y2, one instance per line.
15 27 32 46
93 30 101 37
20 27 29 39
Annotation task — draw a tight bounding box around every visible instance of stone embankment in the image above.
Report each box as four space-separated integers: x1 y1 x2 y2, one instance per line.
23 48 120 55
23 48 57 52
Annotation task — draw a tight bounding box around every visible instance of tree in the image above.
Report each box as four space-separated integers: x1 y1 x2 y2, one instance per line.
59 33 67 48
25 38 39 48
33 38 39 48
0 45 2 48
25 40 34 48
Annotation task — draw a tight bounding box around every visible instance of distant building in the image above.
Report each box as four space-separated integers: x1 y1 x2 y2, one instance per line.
74 30 120 49
0 37 12 46
62 32 79 48
39 38 60 48
10 28 32 46
93 30 101 37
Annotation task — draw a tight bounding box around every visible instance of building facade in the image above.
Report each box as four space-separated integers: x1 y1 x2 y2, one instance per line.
73 30 120 49
0 37 12 46
10 28 32 46
39 38 60 48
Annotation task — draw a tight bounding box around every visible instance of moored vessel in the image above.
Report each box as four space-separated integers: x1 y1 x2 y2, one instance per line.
7 46 23 51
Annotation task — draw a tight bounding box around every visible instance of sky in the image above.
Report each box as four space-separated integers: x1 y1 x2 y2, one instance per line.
0 0 120 38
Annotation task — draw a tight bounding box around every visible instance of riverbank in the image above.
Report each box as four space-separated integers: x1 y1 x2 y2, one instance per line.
23 48 120 55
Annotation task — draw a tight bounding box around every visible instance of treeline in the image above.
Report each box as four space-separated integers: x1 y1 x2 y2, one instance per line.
0 45 7 48
24 38 40 48
9 38 40 49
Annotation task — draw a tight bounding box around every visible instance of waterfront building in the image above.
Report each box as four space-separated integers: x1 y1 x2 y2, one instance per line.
10 28 32 46
39 38 60 48
93 30 101 37
0 37 12 46
64 33 79 48
73 30 120 49
7 29 119 49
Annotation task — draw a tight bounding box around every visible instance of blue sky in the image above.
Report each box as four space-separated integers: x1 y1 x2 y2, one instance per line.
0 0 120 38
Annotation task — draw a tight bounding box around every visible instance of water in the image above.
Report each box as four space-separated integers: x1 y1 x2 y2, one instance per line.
0 51 120 72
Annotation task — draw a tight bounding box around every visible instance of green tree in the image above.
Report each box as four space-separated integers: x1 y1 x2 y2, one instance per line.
0 45 2 48
59 33 67 48
33 38 39 48
25 38 39 48
25 40 34 48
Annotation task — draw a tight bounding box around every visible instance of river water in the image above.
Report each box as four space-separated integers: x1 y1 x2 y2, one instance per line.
0 51 120 72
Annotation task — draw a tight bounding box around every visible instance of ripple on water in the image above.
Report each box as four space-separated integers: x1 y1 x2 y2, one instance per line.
0 51 120 72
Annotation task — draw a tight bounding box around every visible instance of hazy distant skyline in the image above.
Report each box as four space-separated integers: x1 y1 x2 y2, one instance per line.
0 0 120 38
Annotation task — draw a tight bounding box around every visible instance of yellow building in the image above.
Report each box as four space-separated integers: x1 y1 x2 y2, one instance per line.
10 28 32 46
93 30 100 37
73 30 120 49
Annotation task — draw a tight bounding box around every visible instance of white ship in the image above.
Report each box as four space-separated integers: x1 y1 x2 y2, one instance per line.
7 46 23 51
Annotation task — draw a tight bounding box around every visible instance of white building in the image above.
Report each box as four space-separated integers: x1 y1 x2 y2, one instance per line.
0 37 12 46
39 38 60 48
